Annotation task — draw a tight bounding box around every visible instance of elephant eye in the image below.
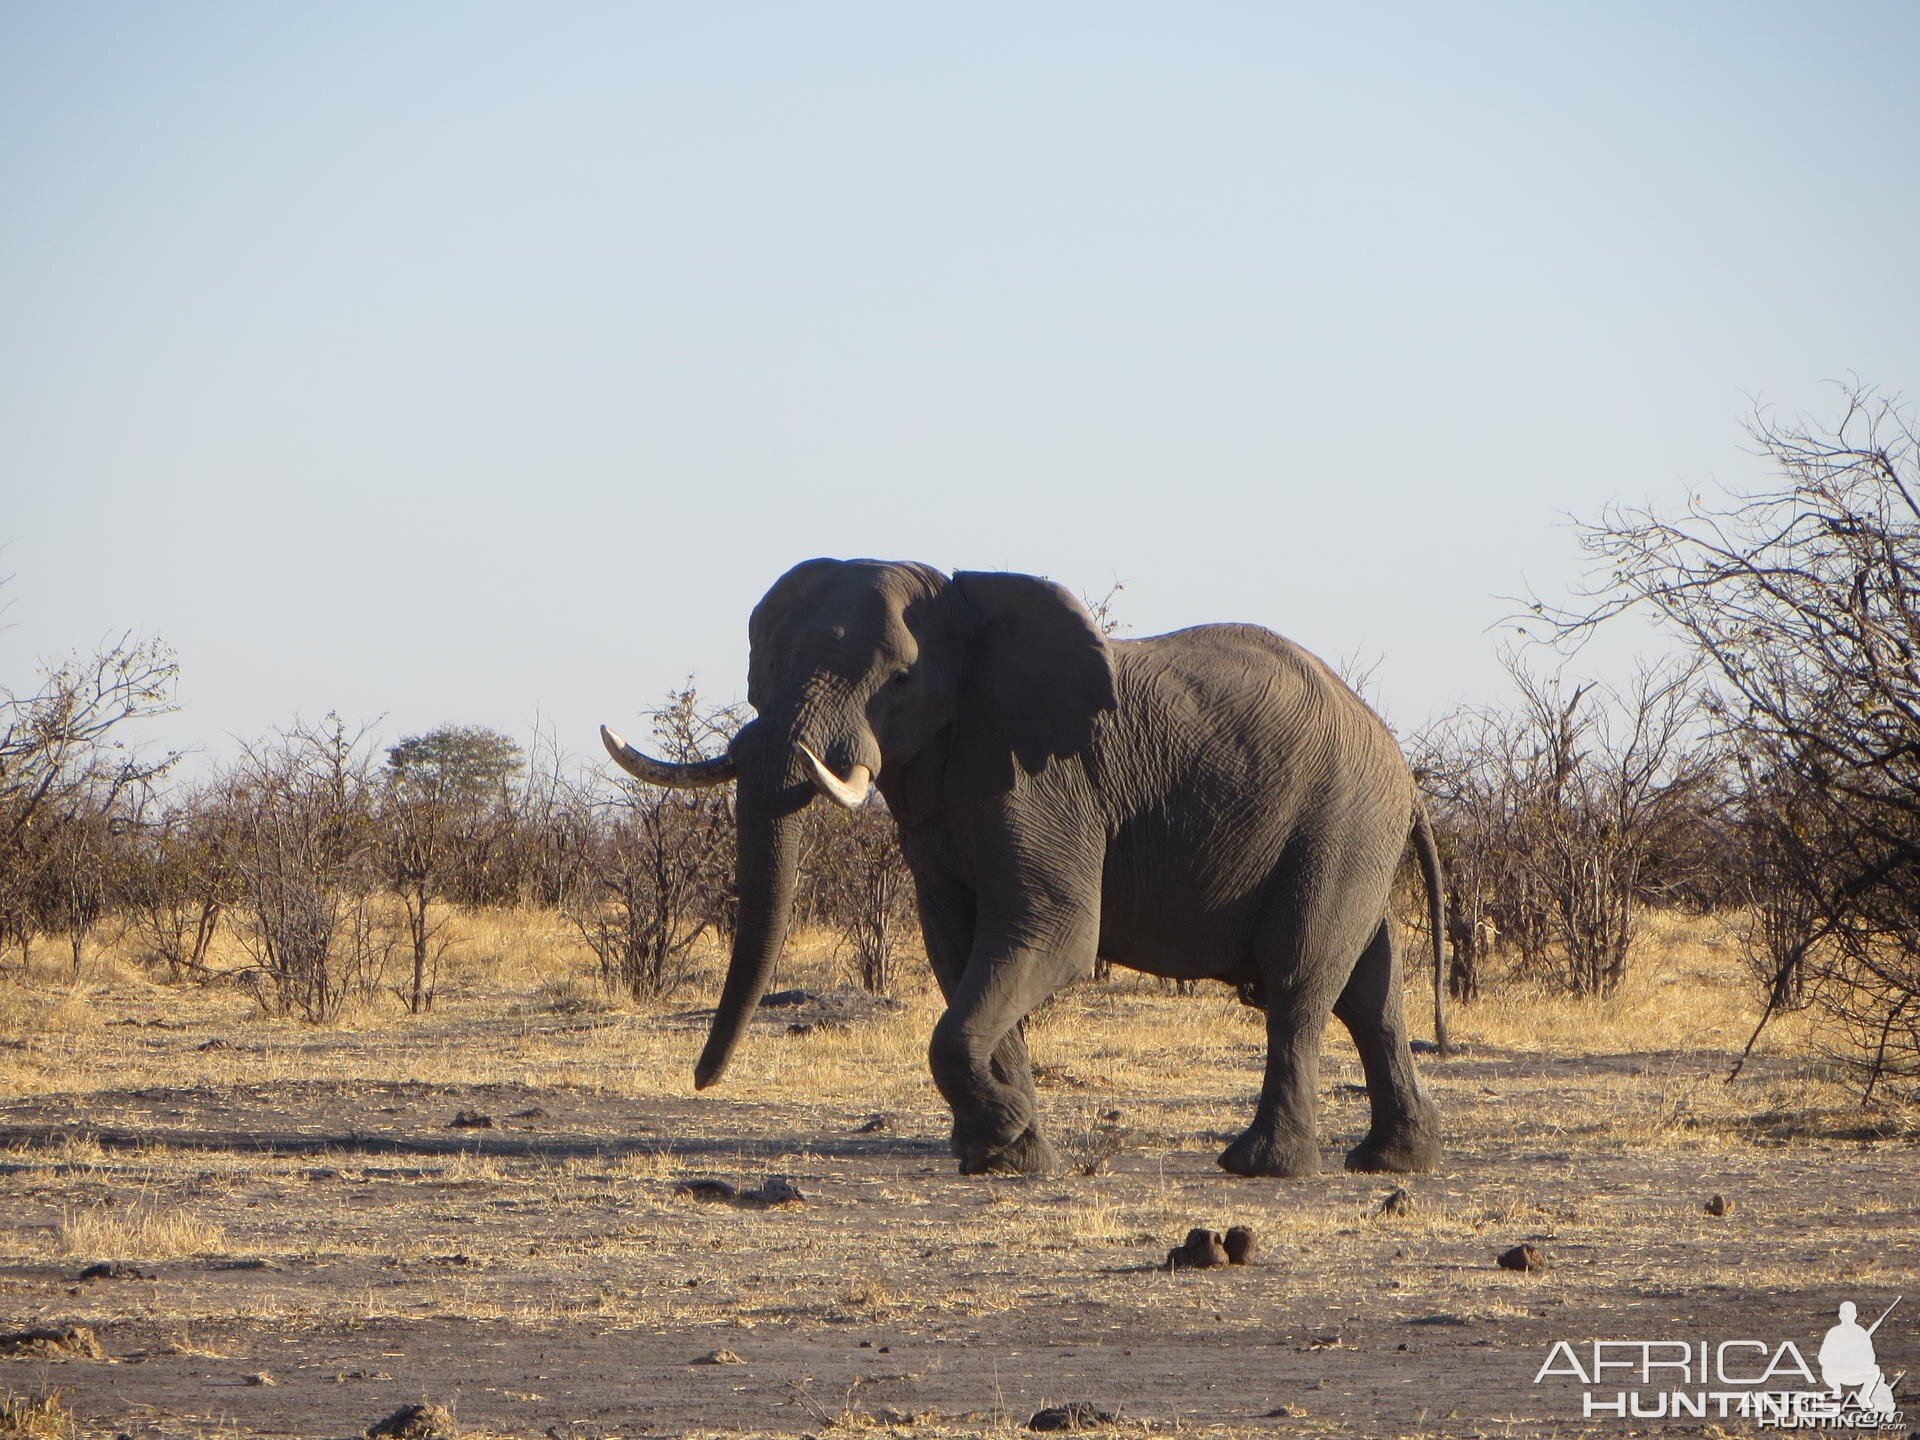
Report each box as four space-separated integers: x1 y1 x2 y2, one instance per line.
891 668 912 687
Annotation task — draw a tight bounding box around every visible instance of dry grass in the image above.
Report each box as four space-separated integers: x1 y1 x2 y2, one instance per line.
0 1389 75 1440
56 1203 228 1260
1440 906 1814 1056
2 901 1808 1080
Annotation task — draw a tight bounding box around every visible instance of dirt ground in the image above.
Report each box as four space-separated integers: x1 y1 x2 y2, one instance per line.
1 912 1915 1439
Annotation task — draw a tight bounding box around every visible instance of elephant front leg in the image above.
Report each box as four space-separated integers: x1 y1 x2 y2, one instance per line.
955 1024 1041 1164
929 927 1092 1177
912 875 1042 1165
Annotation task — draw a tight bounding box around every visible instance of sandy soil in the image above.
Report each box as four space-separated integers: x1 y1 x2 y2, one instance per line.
1 932 1916 1439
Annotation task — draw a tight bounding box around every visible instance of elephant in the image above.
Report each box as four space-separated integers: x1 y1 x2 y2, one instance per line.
602 558 1448 1177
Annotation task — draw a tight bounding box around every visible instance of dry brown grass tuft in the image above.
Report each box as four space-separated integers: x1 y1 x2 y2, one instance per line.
0 1388 76 1440
57 1202 227 1260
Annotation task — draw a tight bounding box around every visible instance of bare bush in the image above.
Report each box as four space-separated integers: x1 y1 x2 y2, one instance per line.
219 717 391 1021
122 789 236 982
0 630 178 970
1542 383 1920 1094
1419 654 1720 996
565 685 740 1001
511 720 593 909
813 800 916 995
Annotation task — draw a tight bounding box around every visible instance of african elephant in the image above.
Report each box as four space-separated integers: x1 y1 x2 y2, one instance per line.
602 559 1448 1177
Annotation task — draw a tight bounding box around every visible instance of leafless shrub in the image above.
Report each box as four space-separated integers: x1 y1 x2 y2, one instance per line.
1419 653 1721 997
512 719 593 910
813 801 915 995
0 628 178 972
564 685 740 1001
1538 382 1920 1095
1066 1121 1131 1176
218 716 392 1021
1081 580 1129 639
34 806 128 974
122 788 236 983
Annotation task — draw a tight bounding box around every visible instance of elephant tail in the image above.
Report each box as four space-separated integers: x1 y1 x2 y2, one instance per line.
1411 797 1452 1056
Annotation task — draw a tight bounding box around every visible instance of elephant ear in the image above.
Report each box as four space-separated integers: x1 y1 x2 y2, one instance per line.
952 571 1119 778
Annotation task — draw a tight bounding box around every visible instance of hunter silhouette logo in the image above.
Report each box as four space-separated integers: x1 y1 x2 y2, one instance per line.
1533 1295 1906 1428
1819 1300 1901 1417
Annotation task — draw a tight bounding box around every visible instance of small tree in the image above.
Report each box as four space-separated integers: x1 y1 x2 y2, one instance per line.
378 725 523 1012
384 726 521 808
815 800 916 994
1420 653 1719 996
1 627 179 972
219 716 390 1021
565 685 741 1001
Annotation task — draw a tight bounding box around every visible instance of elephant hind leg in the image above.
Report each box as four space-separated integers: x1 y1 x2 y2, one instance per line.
1218 995 1331 1177
1220 867 1381 1178
1334 919 1442 1174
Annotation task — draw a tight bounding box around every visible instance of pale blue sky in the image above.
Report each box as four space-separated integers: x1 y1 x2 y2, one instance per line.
3 3 1916 769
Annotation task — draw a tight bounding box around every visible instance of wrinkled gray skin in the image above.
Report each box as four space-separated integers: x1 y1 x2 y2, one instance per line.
610 559 1447 1177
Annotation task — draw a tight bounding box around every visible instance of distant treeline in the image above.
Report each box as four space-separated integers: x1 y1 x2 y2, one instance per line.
0 682 909 1023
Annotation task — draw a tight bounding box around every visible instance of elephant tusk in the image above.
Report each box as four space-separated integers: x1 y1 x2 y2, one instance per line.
600 724 738 788
797 743 873 809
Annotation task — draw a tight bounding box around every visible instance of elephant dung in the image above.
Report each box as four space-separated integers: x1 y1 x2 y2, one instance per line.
1224 1225 1259 1264
1497 1243 1548 1272
1166 1227 1230 1270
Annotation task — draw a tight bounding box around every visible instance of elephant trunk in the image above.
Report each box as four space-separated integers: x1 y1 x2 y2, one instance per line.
693 766 809 1089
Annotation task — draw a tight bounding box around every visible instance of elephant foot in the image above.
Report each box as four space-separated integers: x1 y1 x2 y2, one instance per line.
1345 1126 1441 1174
958 1125 1062 1177
1218 1128 1320 1178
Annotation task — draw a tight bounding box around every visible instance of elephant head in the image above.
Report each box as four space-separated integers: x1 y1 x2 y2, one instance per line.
601 559 1117 1089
